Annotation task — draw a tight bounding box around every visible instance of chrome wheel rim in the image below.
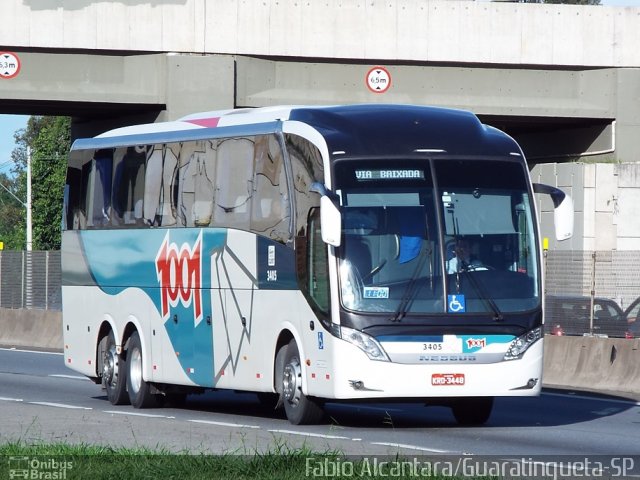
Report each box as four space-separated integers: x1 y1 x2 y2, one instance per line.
129 347 142 395
283 356 302 407
103 345 118 387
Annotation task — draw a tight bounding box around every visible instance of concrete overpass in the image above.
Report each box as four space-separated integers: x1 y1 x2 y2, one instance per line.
1 0 639 164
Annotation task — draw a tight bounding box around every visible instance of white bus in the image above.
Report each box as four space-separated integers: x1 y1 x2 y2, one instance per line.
62 104 573 425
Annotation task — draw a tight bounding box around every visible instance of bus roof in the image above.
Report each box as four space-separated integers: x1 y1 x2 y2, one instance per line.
71 104 522 159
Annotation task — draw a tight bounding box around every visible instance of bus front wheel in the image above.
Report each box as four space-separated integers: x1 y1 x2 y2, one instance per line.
103 331 129 405
451 397 494 425
126 331 158 408
281 339 324 425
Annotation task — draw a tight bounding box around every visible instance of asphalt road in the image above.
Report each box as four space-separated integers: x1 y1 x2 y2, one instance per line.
1 347 640 458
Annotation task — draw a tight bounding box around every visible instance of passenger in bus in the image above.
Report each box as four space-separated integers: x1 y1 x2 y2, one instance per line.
447 238 483 273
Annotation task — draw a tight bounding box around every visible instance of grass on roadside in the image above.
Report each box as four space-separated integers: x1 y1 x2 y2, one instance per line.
0 441 470 479
0 442 325 480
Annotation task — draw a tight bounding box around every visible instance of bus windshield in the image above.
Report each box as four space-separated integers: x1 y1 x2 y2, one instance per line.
335 159 539 316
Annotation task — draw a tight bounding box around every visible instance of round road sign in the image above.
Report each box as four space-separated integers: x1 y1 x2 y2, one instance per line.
366 66 391 94
0 52 21 79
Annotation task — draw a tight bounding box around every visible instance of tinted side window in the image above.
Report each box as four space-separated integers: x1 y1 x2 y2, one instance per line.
296 207 330 319
211 138 253 230
112 146 146 226
65 135 294 242
285 134 324 237
251 135 291 243
66 148 116 230
143 143 180 227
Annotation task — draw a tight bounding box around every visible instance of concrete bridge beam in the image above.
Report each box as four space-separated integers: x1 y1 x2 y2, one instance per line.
0 51 235 137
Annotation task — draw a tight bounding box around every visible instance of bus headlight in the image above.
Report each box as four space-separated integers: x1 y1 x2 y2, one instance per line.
340 326 390 362
504 327 542 361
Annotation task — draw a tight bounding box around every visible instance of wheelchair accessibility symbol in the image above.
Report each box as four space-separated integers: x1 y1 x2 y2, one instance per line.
448 294 466 313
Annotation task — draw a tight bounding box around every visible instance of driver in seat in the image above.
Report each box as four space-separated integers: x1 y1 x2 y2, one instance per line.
447 238 482 274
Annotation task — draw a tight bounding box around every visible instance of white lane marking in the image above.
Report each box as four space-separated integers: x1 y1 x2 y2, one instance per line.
268 429 350 440
370 442 451 453
0 347 63 355
543 391 640 407
48 374 90 381
103 410 175 419
0 397 24 402
188 419 260 429
29 402 92 410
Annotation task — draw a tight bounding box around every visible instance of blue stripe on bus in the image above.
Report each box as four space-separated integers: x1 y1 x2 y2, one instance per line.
71 122 282 151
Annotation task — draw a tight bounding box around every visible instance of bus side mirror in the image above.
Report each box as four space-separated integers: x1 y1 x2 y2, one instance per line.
311 182 342 247
553 194 574 241
320 196 342 247
532 183 574 241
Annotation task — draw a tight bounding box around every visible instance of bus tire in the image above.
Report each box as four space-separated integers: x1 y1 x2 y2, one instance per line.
126 331 158 409
103 331 129 405
451 397 493 426
281 339 325 425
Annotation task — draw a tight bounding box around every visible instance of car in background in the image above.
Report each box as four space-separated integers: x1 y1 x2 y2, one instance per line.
545 295 628 338
622 297 640 339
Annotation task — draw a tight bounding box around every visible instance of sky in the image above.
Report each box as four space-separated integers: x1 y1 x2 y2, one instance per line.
0 0 637 168
0 114 28 177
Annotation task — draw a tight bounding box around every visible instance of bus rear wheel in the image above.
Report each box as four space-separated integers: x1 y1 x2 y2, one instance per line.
126 331 159 408
103 331 129 405
451 397 494 425
281 339 324 425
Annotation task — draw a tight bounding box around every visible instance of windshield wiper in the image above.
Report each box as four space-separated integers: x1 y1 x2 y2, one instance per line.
390 247 431 322
455 268 504 321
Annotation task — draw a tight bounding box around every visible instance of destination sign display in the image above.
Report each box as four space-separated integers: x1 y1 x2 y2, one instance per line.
355 169 424 181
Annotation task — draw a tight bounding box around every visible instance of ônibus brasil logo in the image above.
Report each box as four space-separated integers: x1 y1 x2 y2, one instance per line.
155 231 203 325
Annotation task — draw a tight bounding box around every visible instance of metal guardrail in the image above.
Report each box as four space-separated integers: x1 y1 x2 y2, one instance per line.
2 250 639 338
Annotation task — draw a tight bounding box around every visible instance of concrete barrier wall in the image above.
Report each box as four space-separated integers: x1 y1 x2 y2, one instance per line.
1 309 638 397
0 308 62 351
543 334 640 396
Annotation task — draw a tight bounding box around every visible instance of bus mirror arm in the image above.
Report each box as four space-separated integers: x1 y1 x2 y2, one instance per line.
310 182 328 196
310 182 342 247
532 183 574 242
310 182 340 202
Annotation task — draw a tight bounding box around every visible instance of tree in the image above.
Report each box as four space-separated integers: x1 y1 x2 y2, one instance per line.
8 116 71 250
0 171 25 249
0 127 30 250
30 117 71 250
